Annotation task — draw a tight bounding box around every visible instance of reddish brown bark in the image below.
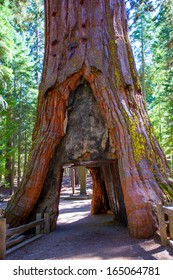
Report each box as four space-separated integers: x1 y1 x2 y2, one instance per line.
90 167 109 215
5 0 173 238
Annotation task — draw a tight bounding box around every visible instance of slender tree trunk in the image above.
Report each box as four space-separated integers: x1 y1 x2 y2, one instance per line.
158 95 162 143
79 167 86 195
35 13 40 86
5 139 13 187
11 134 15 195
5 0 173 238
5 105 14 192
75 167 80 186
17 89 22 187
141 17 146 101
5 135 15 194
23 129 28 173
70 167 75 194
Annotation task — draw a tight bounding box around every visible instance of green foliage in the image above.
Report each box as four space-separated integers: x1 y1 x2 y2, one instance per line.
148 0 173 170
25 0 44 84
0 0 44 188
127 0 173 171
0 1 14 97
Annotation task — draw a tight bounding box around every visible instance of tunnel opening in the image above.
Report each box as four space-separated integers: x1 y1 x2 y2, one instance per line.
57 159 127 231
29 78 127 231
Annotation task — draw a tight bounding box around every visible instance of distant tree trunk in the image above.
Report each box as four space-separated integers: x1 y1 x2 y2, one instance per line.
75 166 80 186
70 167 75 194
23 129 28 173
17 89 22 187
141 17 146 101
79 167 86 195
5 135 15 194
5 139 13 187
6 0 173 238
11 134 15 195
5 103 15 193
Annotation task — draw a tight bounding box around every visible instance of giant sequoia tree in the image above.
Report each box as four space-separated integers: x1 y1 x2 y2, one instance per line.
5 0 173 238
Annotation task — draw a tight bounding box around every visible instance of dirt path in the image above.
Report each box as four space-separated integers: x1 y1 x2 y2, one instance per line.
6 195 173 260
2 175 173 260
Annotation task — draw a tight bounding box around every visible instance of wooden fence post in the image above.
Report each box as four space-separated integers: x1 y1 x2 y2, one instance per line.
36 213 42 235
0 218 6 260
44 213 50 234
156 204 168 246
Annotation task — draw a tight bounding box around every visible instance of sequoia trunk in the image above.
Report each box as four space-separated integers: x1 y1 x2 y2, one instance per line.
5 0 173 238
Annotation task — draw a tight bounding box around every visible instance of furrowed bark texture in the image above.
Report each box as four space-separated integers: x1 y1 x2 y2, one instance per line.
90 167 110 215
6 0 173 238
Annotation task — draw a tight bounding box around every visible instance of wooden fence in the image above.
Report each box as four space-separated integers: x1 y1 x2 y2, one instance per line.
154 203 173 248
0 212 50 260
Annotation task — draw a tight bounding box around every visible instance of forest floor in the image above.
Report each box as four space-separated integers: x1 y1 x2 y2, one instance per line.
1 175 173 260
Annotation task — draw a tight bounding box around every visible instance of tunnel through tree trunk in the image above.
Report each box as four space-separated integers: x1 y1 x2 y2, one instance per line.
5 0 173 238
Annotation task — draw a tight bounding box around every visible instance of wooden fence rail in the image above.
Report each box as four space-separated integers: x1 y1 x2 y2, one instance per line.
154 203 173 248
0 212 50 260
6 219 44 238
